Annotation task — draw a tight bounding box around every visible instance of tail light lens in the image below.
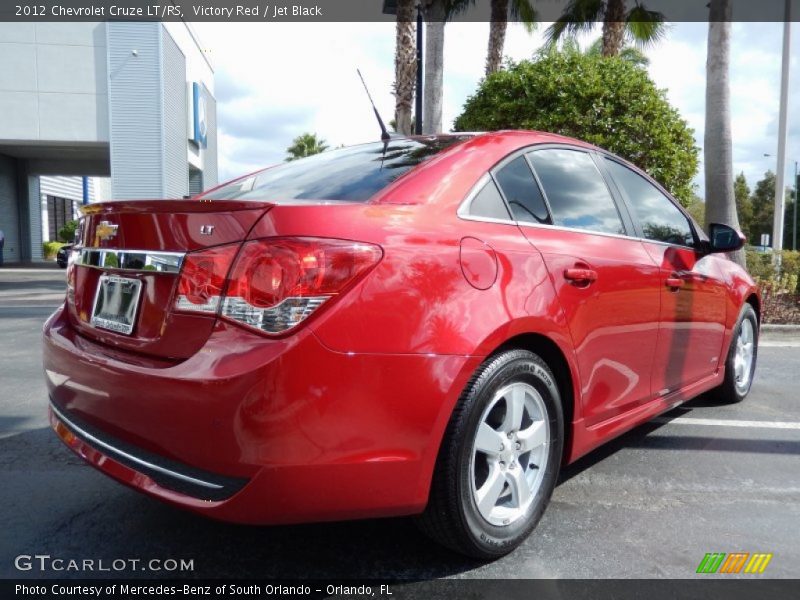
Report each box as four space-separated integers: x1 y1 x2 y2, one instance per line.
174 238 382 335
174 244 239 313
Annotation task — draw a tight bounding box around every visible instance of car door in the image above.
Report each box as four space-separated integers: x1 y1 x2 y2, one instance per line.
602 158 727 395
494 147 662 426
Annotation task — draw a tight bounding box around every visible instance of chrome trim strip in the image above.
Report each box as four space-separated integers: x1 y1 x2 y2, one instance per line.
50 403 223 490
455 142 697 251
77 248 185 273
515 220 634 242
459 212 695 248
457 181 695 248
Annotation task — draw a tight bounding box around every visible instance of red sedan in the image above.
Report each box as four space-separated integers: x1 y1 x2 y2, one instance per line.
43 131 759 558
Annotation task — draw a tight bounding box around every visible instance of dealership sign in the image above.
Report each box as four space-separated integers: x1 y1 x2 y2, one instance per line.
191 82 208 149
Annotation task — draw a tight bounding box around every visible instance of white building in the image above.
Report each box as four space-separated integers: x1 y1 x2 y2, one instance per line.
0 22 218 262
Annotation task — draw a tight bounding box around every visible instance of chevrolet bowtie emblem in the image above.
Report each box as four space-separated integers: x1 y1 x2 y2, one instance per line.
95 221 118 242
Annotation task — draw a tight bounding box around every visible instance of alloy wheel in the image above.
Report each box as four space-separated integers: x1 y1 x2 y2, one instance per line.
470 382 551 526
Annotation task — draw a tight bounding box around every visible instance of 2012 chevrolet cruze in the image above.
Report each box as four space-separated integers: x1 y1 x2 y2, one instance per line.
44 131 759 558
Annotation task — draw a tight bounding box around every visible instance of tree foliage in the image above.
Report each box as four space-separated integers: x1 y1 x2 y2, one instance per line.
733 172 753 239
58 219 79 243
285 133 329 162
585 37 649 67
686 194 706 226
743 170 795 248
453 48 699 205
545 0 666 57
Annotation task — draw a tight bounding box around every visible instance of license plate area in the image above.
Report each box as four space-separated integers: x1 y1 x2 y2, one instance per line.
90 275 142 335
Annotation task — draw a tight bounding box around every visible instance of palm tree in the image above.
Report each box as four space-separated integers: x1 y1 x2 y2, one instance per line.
419 0 536 132
485 0 537 76
545 0 666 57
704 0 744 266
285 133 329 161
585 37 649 67
422 0 447 134
393 0 417 135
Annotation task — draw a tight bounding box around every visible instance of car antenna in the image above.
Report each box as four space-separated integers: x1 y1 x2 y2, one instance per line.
357 68 391 143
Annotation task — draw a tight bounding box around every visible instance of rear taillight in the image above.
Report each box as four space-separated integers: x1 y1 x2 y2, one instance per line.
174 238 382 335
174 244 239 313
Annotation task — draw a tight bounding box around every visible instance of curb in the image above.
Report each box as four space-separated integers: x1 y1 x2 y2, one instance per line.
761 324 800 332
760 324 800 343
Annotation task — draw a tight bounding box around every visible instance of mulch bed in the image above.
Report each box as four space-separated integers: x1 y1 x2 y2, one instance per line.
762 291 800 325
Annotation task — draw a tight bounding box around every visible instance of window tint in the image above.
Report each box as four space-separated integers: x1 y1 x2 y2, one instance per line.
494 156 550 224
527 149 624 235
604 159 694 247
199 138 467 202
468 179 511 220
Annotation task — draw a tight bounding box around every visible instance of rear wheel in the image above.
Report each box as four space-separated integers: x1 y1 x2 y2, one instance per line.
417 349 563 558
711 303 758 403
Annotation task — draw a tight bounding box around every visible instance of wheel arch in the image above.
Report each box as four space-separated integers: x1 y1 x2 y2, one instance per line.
745 292 761 324
489 333 577 465
418 326 580 508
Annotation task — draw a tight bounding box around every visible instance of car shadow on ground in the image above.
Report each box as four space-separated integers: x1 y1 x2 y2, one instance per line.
0 427 483 580
3 391 793 580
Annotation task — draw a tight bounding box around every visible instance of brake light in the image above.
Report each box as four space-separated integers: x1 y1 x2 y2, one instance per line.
223 238 382 334
173 238 382 335
174 244 239 313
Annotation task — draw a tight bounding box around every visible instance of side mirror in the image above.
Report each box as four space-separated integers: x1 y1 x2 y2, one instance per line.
706 222 745 253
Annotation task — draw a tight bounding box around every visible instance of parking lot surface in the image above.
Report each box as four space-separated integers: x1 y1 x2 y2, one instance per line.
1 269 798 579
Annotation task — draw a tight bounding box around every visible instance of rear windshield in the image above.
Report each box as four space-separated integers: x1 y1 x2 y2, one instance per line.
200 137 468 202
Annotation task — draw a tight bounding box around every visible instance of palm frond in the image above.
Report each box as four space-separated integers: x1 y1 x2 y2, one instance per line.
509 0 538 33
625 4 667 48
444 0 475 19
619 46 650 67
543 0 604 46
585 37 604 56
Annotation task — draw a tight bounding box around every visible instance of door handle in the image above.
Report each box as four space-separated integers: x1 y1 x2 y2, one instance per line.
564 268 598 284
665 276 685 290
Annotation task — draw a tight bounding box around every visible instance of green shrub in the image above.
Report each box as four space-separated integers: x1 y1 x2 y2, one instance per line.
42 241 65 260
746 248 800 324
454 48 699 206
746 249 800 292
58 219 78 243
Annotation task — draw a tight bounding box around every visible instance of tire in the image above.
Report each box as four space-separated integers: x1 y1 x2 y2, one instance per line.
417 349 564 559
711 303 758 404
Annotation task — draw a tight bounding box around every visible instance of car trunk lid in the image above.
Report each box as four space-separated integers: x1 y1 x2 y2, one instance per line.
67 200 273 360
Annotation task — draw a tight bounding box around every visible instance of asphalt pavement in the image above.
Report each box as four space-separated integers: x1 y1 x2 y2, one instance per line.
1 268 798 580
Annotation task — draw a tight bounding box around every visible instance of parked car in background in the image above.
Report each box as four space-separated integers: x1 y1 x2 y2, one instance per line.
43 131 759 558
55 244 74 269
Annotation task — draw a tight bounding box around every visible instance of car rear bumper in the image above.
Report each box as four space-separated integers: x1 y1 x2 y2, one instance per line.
43 306 479 524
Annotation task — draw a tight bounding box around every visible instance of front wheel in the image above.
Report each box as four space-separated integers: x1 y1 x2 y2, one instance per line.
417 349 564 559
711 303 759 403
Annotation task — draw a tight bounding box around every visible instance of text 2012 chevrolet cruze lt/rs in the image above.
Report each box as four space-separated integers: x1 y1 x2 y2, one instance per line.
44 131 759 558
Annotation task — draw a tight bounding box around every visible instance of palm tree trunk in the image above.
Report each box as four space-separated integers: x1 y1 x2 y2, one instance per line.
486 0 509 75
423 0 446 134
394 0 416 135
602 0 626 57
704 0 744 266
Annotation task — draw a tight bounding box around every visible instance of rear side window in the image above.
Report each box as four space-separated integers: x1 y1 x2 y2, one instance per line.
468 179 512 220
528 149 624 235
494 156 550 224
604 159 694 247
200 138 467 202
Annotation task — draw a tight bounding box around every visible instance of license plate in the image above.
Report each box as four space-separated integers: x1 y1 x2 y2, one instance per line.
90 275 142 335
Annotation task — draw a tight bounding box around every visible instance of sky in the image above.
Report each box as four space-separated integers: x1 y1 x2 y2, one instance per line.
191 20 800 198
